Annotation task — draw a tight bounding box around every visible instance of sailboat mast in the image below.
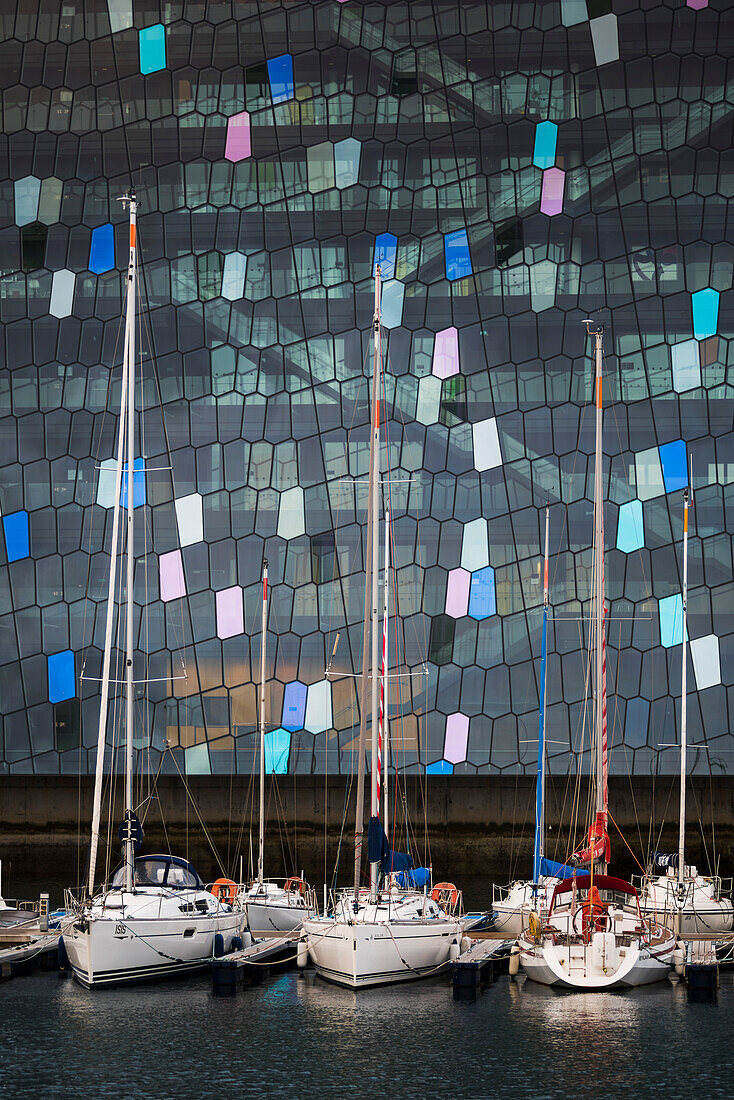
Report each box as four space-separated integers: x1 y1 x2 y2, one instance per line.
122 189 138 895
369 263 382 902
678 489 689 895
533 503 550 887
258 558 268 885
381 509 390 842
592 325 607 849
88 352 128 897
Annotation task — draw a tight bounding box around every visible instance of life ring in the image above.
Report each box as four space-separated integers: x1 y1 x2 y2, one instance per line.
211 878 238 906
431 882 460 910
528 911 543 941
285 877 306 894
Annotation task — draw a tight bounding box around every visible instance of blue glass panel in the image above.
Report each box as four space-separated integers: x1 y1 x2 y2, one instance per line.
658 440 688 493
444 229 472 281
265 728 291 773
139 24 166 75
426 760 454 775
282 681 307 731
533 121 558 169
48 650 75 704
267 54 294 104
691 288 719 340
120 458 146 508
468 565 496 620
659 594 687 649
374 232 397 279
89 224 115 274
616 499 644 553
3 510 29 562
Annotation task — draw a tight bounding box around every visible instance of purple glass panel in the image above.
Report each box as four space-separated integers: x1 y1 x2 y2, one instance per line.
282 680 307 731
445 568 470 617
686 0 707 8
159 549 186 602
444 713 469 764
225 111 251 162
540 168 565 216
216 586 243 639
432 326 459 379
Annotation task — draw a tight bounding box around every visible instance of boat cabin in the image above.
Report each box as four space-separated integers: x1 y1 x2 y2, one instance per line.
111 855 204 890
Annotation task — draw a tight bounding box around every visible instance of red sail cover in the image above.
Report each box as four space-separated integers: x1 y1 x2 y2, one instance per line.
573 811 611 865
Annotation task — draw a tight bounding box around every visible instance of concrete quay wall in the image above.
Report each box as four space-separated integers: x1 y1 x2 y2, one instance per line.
1 775 732 882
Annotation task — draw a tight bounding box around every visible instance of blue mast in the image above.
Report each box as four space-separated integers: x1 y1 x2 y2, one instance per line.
533 503 550 888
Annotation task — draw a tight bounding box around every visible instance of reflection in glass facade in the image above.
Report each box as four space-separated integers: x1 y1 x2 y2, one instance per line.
0 1 732 779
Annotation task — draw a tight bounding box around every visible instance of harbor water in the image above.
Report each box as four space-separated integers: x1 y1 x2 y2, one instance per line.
1 967 732 1099
1 875 733 1099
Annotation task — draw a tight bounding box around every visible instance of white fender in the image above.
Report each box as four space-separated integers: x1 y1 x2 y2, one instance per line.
449 939 461 962
509 942 521 977
673 940 686 977
297 934 309 968
461 935 472 954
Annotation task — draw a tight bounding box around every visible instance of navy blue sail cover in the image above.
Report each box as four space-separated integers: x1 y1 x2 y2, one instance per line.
395 867 431 889
540 857 578 880
367 816 414 874
651 851 679 870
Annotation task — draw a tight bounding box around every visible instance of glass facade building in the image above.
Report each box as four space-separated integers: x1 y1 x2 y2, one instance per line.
0 0 733 778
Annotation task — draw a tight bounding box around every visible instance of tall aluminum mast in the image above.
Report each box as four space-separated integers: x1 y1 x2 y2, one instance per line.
258 558 268 885
676 488 690 933
368 263 382 903
121 188 138 894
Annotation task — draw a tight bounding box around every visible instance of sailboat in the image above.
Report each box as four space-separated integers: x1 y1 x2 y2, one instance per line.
301 262 464 988
492 505 572 935
519 319 676 989
638 489 733 936
62 190 246 987
240 560 317 935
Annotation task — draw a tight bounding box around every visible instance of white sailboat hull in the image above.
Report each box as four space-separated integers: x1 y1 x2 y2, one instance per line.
304 916 463 989
520 934 674 990
245 899 313 935
493 878 559 936
62 889 246 988
638 876 734 936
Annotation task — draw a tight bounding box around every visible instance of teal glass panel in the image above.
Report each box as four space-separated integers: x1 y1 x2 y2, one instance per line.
140 24 166 75
533 121 558 169
691 288 719 340
616 500 644 553
426 760 454 775
659 593 687 648
265 728 291 773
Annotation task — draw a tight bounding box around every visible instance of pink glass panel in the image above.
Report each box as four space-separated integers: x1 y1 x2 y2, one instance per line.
225 111 251 162
445 568 470 617
540 167 565 216
432 326 459 379
686 0 707 8
159 549 186 602
216 586 244 639
444 713 469 764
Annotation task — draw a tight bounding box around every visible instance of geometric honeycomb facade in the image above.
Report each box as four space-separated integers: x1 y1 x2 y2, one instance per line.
0 0 732 777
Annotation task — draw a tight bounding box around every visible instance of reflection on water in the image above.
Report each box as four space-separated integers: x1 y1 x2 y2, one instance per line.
0 967 729 1100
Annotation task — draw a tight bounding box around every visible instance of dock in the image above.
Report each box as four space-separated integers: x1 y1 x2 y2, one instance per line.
212 931 301 996
0 933 61 981
450 937 513 998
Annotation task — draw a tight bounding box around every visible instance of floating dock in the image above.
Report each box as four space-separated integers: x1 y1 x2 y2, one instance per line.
0 934 61 981
450 937 513 998
212 931 301 996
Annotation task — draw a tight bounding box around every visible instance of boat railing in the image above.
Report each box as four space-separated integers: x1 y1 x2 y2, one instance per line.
492 882 511 906
634 872 734 903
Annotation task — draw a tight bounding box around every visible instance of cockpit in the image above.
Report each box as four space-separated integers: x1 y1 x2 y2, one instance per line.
111 855 203 890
